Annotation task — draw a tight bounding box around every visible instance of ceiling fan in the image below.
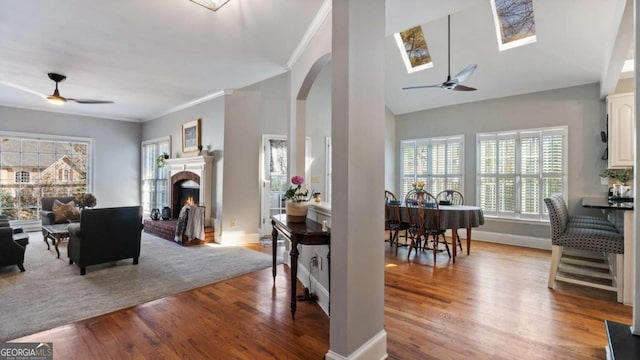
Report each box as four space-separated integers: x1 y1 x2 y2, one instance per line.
44 73 114 104
1 73 114 105
403 15 478 92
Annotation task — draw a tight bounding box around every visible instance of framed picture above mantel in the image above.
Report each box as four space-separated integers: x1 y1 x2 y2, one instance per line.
182 118 201 153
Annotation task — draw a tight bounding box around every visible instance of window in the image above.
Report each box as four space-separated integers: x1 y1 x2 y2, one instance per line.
14 171 29 183
401 136 464 199
394 25 433 73
491 0 536 51
477 127 566 221
0 133 91 220
141 137 170 218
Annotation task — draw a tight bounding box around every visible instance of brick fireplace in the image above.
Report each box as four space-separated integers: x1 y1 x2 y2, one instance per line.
164 155 215 227
171 173 200 217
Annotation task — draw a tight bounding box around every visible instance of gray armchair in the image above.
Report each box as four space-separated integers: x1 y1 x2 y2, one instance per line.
0 222 28 272
40 196 76 225
68 206 143 275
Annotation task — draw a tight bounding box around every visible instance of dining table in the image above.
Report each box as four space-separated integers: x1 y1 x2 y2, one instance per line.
391 202 485 262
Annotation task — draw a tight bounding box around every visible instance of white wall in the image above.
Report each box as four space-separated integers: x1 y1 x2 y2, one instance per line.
0 105 141 207
396 83 607 238
142 96 225 219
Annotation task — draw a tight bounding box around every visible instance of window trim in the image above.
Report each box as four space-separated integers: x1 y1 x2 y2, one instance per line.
400 135 465 200
0 131 93 222
476 126 568 222
141 136 171 218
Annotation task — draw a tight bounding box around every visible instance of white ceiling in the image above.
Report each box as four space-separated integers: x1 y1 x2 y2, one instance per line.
0 0 627 122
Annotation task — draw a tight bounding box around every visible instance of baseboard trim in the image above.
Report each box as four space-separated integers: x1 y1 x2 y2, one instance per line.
296 264 330 315
464 230 551 250
325 329 388 360
218 232 259 245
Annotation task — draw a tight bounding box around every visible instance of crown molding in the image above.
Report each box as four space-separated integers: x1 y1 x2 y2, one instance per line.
286 0 332 70
147 90 226 121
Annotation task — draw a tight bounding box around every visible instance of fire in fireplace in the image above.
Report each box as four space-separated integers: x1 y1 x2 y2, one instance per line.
179 180 199 206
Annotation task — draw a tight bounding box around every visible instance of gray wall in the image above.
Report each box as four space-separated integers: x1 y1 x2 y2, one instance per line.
384 107 396 192
306 62 331 199
142 72 289 242
223 73 289 241
142 96 225 219
396 83 608 238
0 105 141 207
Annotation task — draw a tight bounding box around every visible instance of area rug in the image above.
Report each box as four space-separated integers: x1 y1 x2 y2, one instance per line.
0 231 274 342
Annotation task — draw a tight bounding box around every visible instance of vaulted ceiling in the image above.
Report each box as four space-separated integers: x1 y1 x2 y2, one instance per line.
0 0 628 122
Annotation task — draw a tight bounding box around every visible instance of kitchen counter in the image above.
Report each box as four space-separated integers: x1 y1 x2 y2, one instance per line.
582 196 634 305
581 196 634 210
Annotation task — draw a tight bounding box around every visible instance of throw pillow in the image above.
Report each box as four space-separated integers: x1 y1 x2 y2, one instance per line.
52 200 80 222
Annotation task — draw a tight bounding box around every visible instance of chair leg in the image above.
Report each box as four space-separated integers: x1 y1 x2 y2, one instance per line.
407 235 415 259
548 245 562 288
457 233 462 251
615 253 624 303
17 263 25 272
442 234 451 258
432 234 437 263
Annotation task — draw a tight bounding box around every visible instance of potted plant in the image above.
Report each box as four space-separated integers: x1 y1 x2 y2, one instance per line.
284 175 311 222
600 168 632 185
156 152 169 168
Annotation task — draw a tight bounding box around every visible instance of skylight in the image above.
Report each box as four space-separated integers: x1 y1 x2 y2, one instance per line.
491 0 536 51
394 26 433 73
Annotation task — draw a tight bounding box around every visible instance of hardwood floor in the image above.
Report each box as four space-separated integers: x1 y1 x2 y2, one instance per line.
13 238 631 359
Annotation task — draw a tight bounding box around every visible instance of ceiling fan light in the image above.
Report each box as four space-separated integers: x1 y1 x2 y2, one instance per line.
46 95 66 105
189 0 231 12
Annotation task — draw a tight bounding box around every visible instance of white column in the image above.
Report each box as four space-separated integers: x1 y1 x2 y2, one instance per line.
326 0 387 359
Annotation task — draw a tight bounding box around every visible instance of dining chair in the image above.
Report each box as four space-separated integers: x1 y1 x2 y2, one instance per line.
385 190 408 254
405 190 450 262
436 189 464 251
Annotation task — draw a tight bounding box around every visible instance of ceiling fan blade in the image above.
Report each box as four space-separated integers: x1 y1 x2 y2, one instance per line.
0 81 47 99
402 84 443 90
451 64 477 84
67 98 114 104
451 84 477 91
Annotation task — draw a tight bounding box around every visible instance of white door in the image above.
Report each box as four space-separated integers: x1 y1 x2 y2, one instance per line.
260 136 288 237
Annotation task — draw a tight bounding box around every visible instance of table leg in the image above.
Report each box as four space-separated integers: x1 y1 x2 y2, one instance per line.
466 227 472 255
452 229 457 263
54 234 61 259
271 219 277 282
43 232 51 250
290 238 299 319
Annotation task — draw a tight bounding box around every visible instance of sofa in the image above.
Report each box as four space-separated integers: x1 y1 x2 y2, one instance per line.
68 206 143 275
40 196 77 225
0 216 29 272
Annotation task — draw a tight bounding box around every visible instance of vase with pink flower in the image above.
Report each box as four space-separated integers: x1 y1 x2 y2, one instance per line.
284 175 311 222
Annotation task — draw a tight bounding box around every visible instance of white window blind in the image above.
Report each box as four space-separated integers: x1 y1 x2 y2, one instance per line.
476 127 567 221
141 137 170 218
400 136 464 200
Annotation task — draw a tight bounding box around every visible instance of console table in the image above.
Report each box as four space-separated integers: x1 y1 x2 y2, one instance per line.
271 214 330 319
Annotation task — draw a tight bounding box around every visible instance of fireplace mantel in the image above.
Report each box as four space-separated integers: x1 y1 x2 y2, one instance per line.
165 155 215 227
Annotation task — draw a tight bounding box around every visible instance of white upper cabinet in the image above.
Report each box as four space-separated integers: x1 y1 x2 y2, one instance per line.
607 93 635 169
